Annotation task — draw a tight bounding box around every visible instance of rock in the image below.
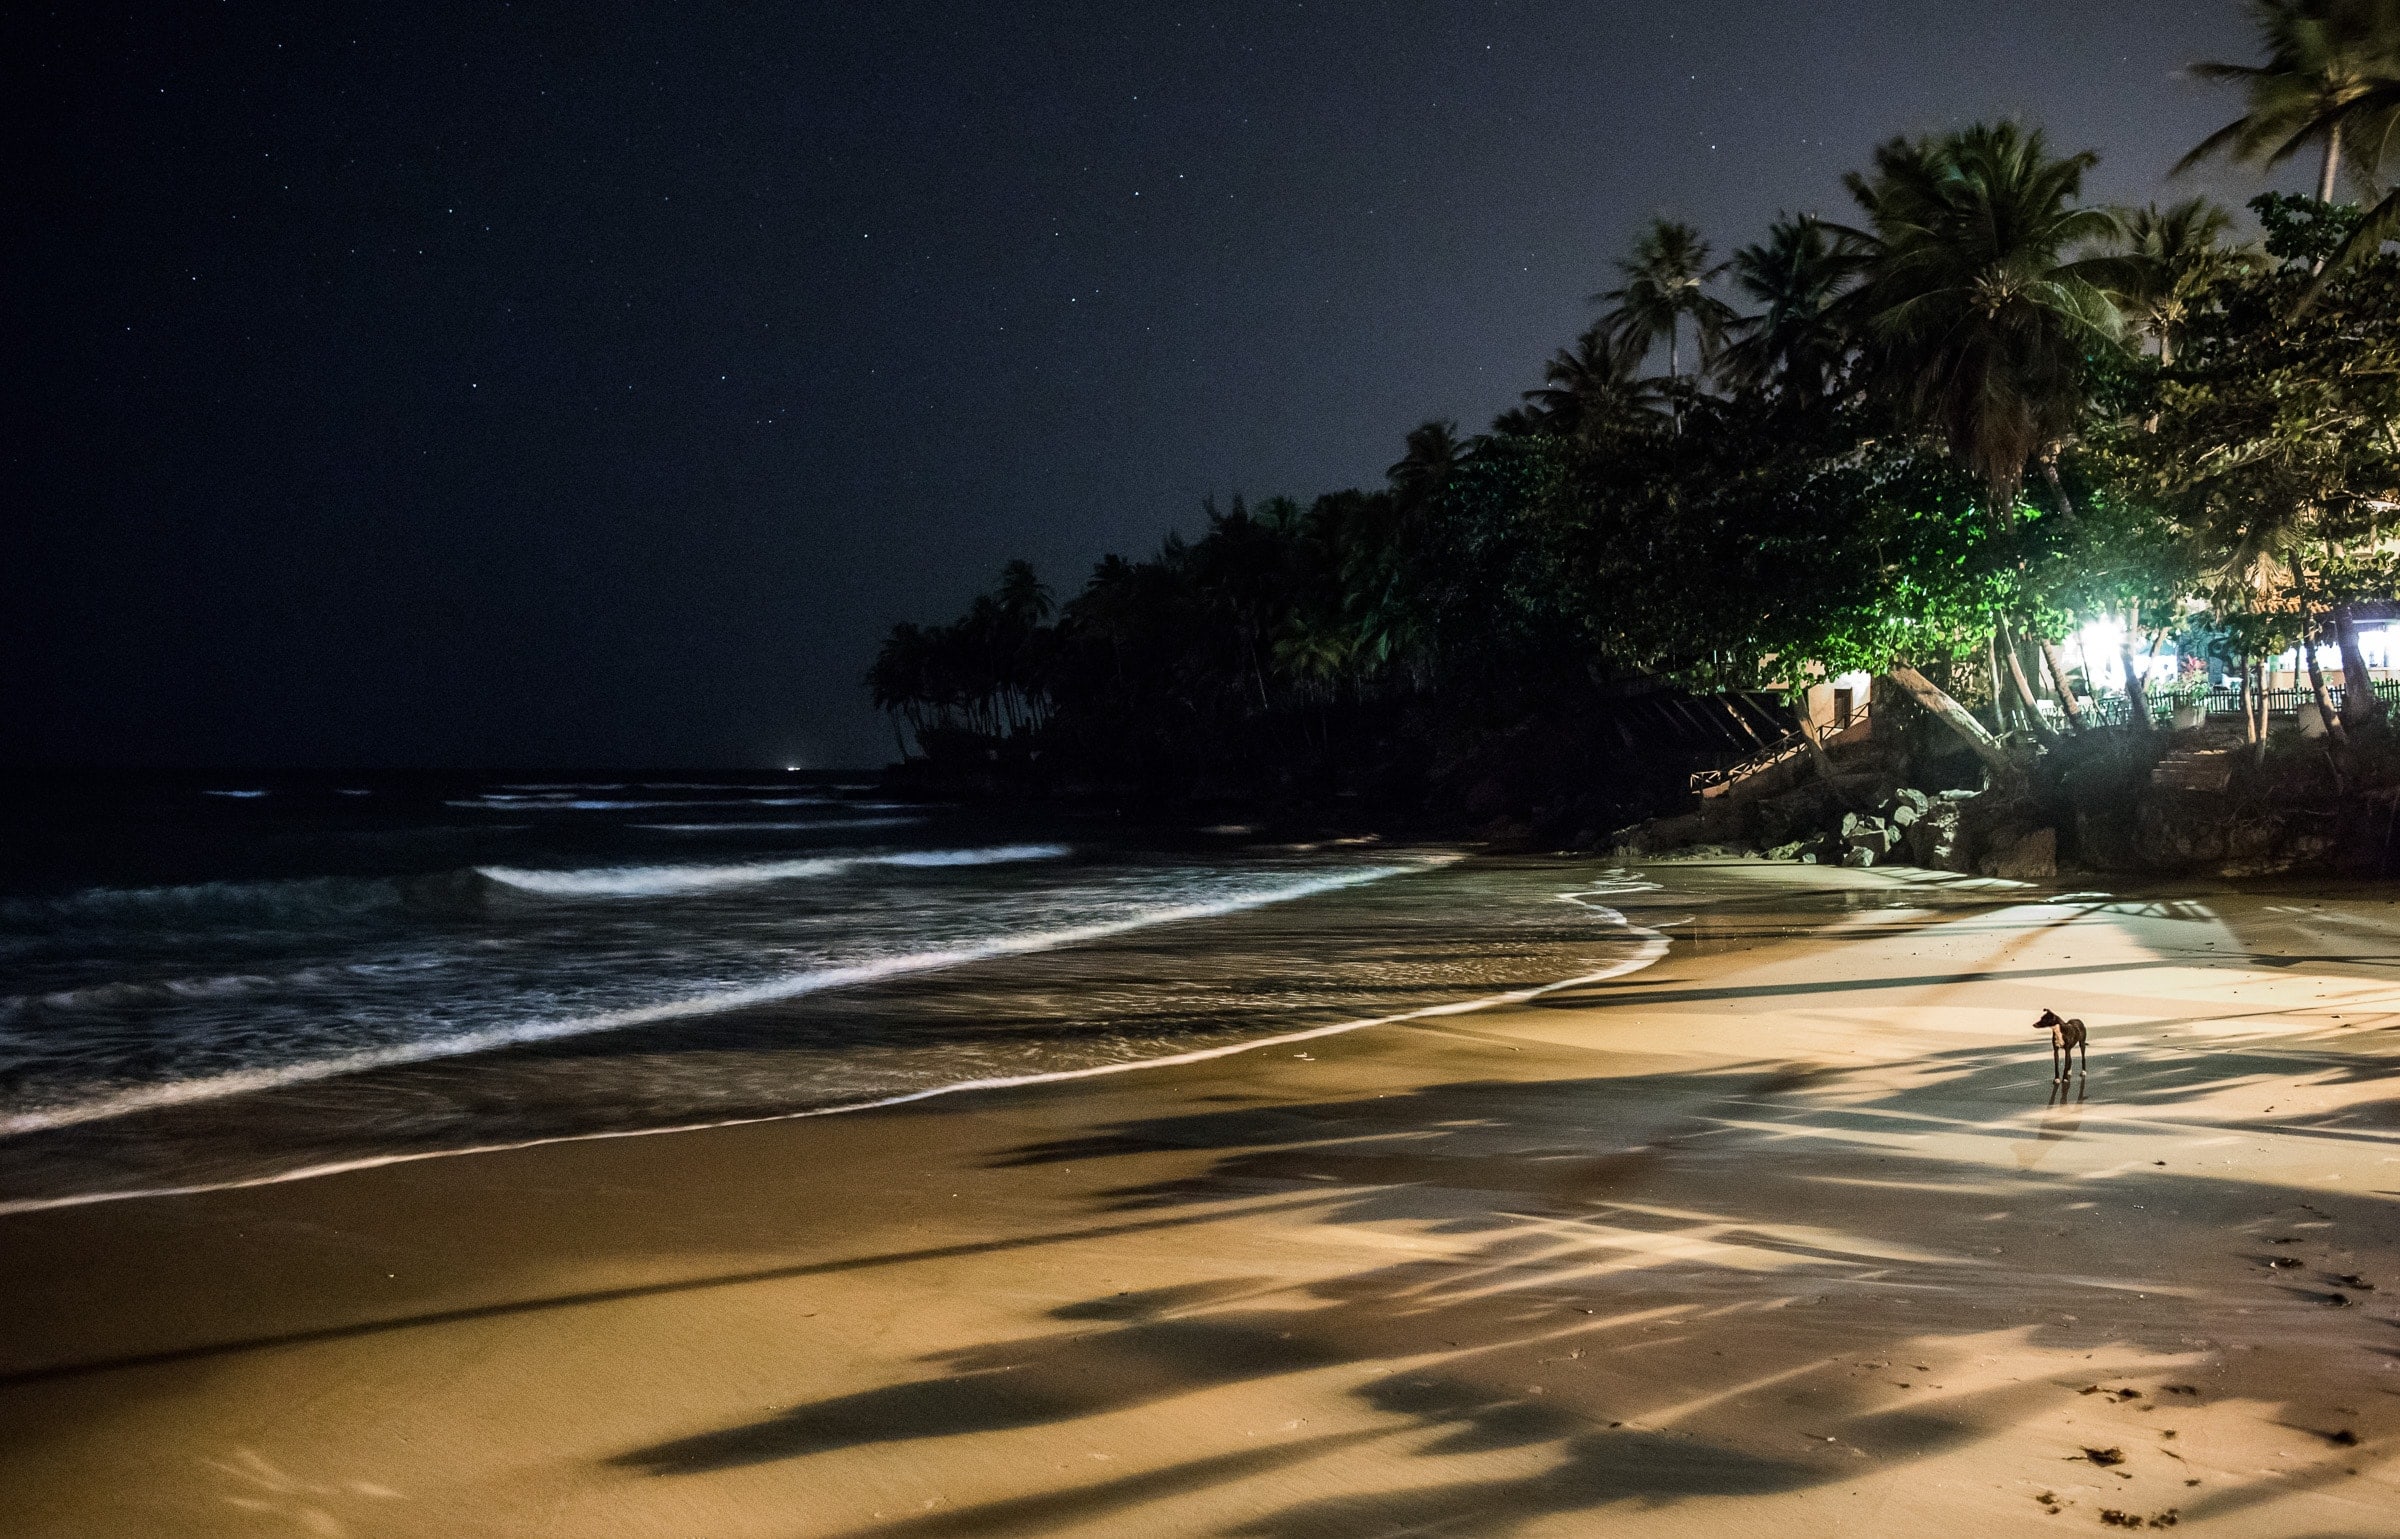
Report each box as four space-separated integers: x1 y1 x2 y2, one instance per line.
1889 802 1921 830
1905 801 1967 870
1984 826 2057 881
1840 811 1870 839
1766 839 1810 861
1889 787 1931 818
1845 822 1895 857
1842 846 1877 868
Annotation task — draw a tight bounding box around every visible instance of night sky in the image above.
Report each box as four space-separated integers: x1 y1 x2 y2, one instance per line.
11 1 2280 769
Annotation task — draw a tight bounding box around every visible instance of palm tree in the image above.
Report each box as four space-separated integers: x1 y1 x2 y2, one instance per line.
1719 214 1866 402
994 558 1052 626
1596 218 1737 382
1840 122 2132 517
2116 198 2239 364
2180 1 2400 275
1387 420 1468 509
1522 323 1665 439
2182 1 2398 203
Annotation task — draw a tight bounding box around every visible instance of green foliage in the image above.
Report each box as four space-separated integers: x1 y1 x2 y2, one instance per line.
2252 190 2365 262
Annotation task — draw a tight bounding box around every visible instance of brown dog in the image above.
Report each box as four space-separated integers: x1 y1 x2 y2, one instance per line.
2034 1009 2087 1080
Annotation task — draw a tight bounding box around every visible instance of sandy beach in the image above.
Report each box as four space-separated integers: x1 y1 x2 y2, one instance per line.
3 860 2397 1537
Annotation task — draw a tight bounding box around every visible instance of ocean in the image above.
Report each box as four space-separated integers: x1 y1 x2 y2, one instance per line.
0 773 1668 1211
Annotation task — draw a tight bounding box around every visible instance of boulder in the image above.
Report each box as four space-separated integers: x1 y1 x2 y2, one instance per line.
1842 846 1877 868
1888 787 1931 819
1889 802 1921 830
1845 822 1895 858
1904 801 1966 870
1983 826 2057 881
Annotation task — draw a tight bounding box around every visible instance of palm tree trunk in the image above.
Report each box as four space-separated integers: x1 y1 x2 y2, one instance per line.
2335 604 2385 726
1998 618 2059 747
2313 127 2344 276
1986 630 2012 733
2290 555 2347 744
1887 661 2020 785
2252 655 2270 763
2040 639 2088 732
2116 602 2152 734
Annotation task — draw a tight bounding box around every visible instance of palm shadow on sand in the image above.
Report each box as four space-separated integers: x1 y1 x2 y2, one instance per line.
607 1020 2398 1536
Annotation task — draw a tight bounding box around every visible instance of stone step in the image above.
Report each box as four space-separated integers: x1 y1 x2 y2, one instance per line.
2151 745 2233 793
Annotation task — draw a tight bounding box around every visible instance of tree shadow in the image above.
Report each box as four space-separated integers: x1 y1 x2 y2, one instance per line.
601 1030 2397 1534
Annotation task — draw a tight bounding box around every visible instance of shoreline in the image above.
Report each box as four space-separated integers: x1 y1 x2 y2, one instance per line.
4 860 2397 1535
0 870 1668 1218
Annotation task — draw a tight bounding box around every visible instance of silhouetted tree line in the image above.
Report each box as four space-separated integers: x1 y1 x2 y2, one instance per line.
871 4 2400 824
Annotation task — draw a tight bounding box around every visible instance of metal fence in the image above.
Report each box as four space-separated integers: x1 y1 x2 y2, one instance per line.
1684 677 2400 800
2077 678 2400 728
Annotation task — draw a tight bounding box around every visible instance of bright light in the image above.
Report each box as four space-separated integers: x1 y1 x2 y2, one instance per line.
2071 620 2124 690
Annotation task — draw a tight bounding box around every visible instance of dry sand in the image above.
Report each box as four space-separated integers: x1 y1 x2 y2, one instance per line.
2 861 2397 1537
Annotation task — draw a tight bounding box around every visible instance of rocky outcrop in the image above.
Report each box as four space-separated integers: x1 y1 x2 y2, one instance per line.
1981 825 2057 880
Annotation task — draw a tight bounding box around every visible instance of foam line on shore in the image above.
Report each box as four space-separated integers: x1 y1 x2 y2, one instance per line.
0 870 1667 1216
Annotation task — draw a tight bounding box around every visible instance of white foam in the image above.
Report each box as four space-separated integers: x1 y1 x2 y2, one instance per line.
632 817 927 834
0 871 1668 1215
201 789 269 799
449 795 855 811
0 861 1425 1144
475 843 1067 898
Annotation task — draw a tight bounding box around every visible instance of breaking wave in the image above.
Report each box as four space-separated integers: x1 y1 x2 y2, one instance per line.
475 844 1070 898
0 862 1415 1137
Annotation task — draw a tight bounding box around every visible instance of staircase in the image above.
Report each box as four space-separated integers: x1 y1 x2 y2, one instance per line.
2150 727 2242 793
1689 705 1870 799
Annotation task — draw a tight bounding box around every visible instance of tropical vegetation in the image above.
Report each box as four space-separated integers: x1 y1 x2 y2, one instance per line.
869 2 2400 832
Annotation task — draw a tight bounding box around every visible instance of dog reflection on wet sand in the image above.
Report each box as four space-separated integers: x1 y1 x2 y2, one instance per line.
2033 1008 2087 1081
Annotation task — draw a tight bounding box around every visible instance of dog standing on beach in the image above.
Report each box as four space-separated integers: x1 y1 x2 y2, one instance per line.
2034 1008 2087 1080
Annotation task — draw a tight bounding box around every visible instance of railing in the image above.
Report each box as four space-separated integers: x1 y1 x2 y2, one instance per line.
2079 677 2400 727
1689 703 1870 797
1687 677 2398 797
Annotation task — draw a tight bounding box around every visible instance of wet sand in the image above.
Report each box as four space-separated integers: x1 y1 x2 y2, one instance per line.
2 861 2396 1536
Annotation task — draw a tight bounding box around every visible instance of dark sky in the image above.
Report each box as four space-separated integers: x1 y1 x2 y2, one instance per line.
10 1 2279 769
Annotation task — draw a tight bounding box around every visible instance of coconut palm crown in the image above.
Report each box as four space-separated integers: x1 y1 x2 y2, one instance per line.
1839 122 2134 516
1594 218 1737 381
2117 198 2242 362
1719 214 1867 404
2179 0 2400 200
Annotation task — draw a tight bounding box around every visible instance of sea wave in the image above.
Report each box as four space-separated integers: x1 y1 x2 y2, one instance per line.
447 795 853 811
475 843 1069 898
631 817 927 834
0 862 1669 1213
0 862 1421 1139
1 958 447 1020
1 875 408 930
